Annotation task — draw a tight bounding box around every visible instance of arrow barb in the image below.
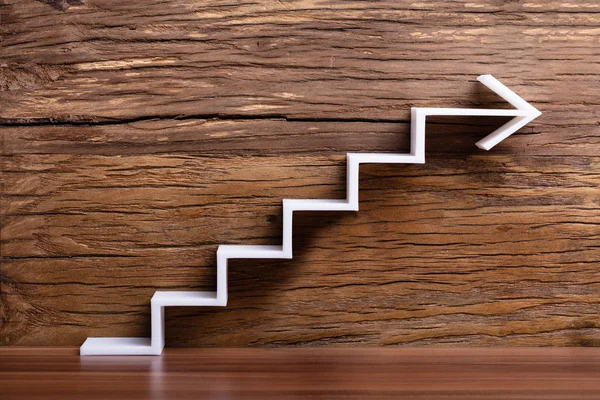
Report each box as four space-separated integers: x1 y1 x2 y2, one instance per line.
475 74 542 150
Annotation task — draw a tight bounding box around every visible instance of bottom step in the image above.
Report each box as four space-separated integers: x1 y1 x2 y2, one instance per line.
80 337 160 356
81 291 226 355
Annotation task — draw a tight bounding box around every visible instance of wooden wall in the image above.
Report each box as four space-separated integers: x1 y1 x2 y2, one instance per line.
1 0 599 347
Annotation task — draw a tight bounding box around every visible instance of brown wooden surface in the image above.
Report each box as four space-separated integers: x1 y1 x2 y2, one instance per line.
2 348 600 399
1 1 599 348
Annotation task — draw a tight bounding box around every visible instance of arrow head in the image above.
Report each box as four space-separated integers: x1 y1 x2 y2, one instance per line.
475 75 542 151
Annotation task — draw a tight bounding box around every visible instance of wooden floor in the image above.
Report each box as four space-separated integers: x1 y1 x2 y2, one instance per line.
2 348 600 399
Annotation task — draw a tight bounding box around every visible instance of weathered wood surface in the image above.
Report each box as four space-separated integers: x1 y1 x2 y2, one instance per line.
3 348 600 400
1 0 599 347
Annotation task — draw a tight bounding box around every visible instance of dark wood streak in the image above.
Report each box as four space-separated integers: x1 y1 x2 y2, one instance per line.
1 0 599 348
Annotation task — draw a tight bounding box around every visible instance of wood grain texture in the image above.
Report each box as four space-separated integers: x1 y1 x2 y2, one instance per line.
2 348 600 399
1 0 599 347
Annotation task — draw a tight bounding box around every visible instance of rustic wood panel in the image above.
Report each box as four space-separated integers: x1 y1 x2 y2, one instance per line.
1 0 599 347
3 348 600 399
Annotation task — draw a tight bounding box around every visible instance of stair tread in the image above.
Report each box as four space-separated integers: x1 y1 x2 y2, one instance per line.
283 199 355 211
217 244 286 258
80 337 156 355
152 291 223 306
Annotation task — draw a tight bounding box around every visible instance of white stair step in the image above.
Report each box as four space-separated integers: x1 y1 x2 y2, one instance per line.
152 291 223 306
349 153 422 164
217 244 288 259
80 337 159 356
283 199 356 211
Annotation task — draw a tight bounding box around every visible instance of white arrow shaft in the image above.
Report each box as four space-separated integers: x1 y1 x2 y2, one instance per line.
419 108 530 116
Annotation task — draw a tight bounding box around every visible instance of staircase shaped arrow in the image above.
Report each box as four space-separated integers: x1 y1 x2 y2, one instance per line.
80 75 541 355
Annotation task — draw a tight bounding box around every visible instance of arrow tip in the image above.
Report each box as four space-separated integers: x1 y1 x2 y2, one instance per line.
475 75 541 150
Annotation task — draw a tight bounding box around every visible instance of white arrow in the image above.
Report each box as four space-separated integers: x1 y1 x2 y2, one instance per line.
80 75 541 355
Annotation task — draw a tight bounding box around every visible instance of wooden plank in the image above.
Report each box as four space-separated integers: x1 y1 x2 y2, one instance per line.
1 1 599 123
1 117 598 157
1 0 599 348
2 348 600 399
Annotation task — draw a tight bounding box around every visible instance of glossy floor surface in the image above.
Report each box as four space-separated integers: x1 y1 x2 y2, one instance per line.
2 348 600 399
